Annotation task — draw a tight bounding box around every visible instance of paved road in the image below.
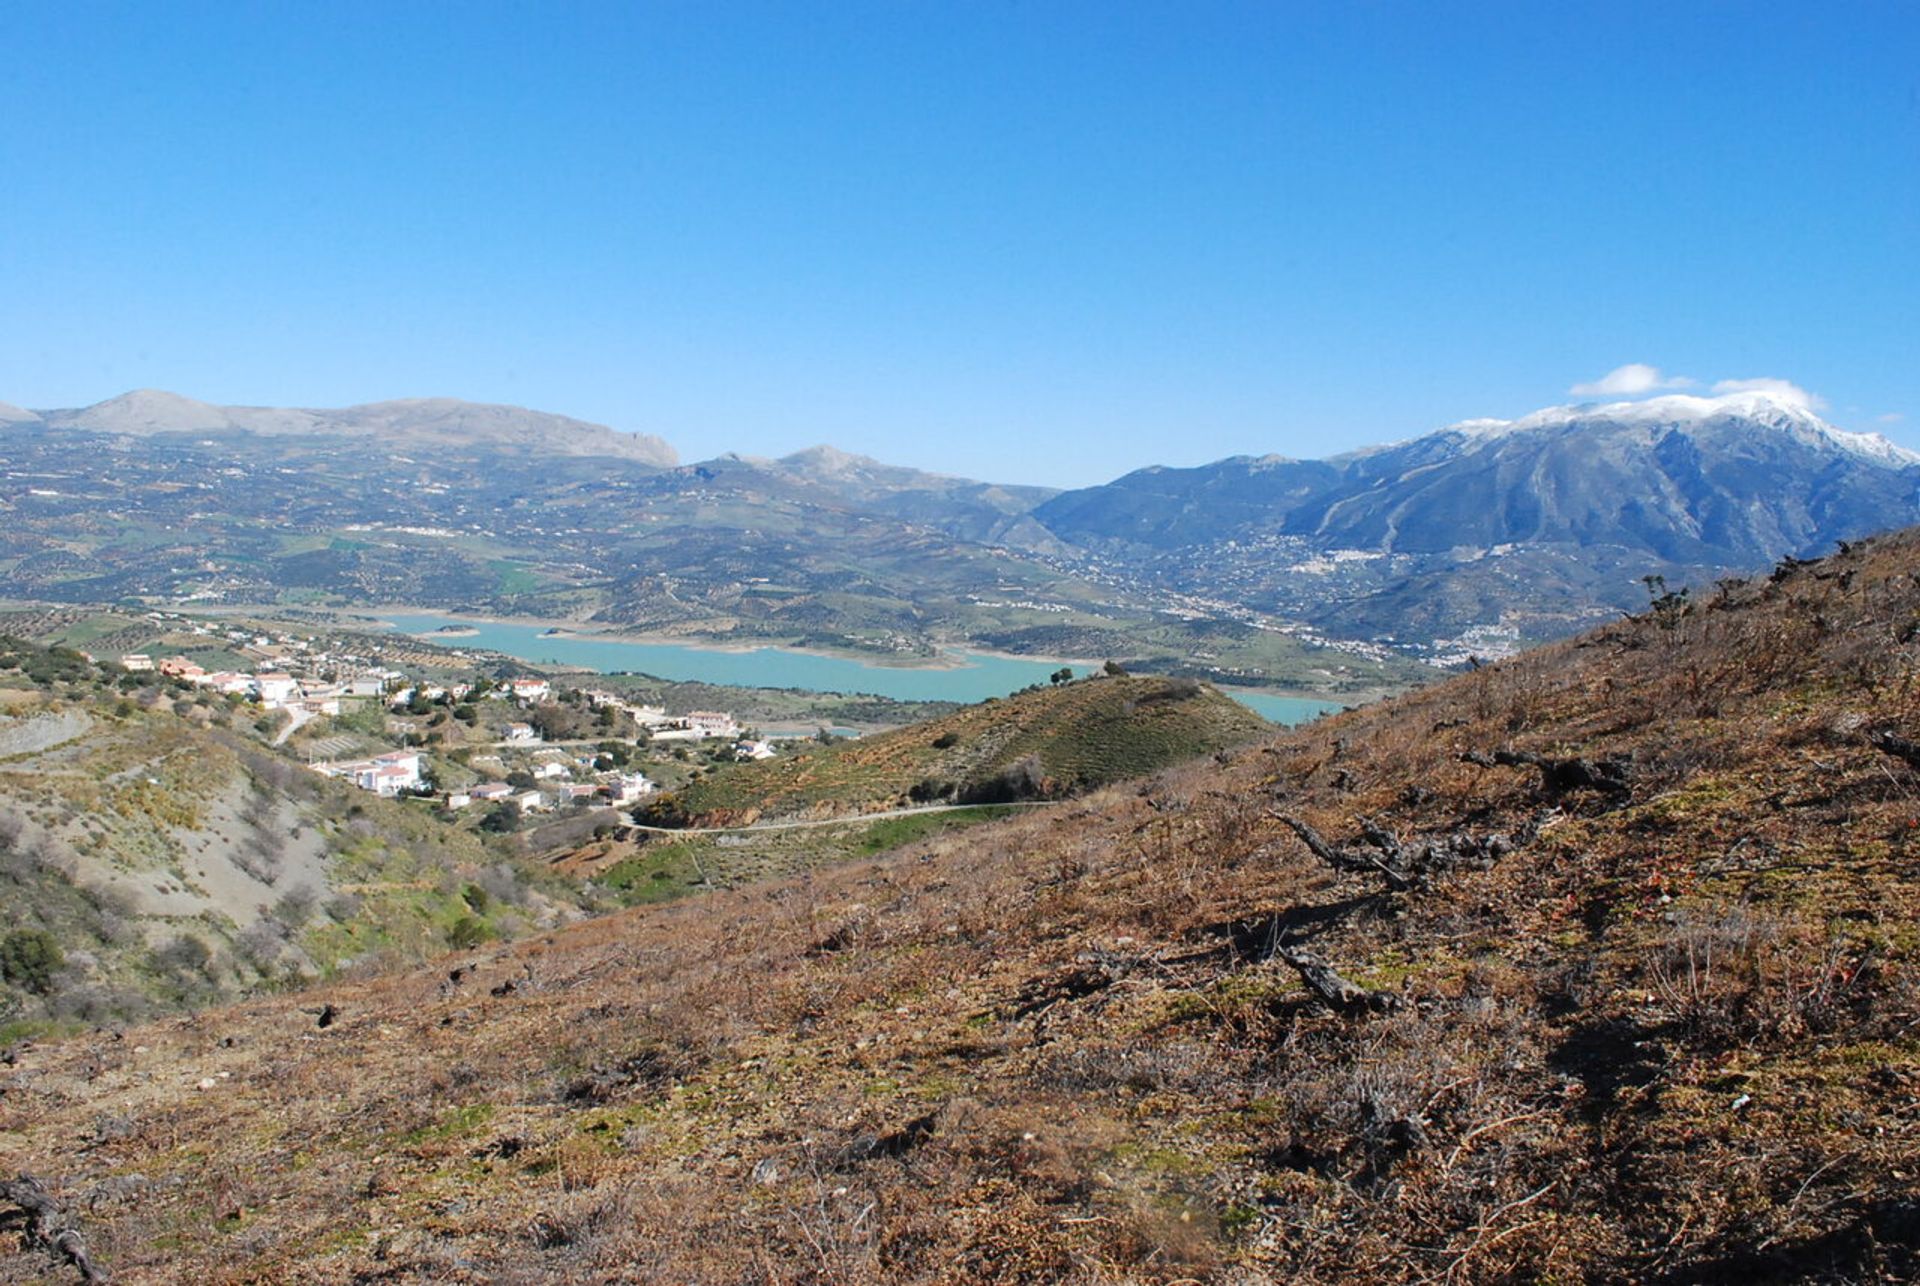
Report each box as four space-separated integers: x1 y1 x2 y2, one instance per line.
627 801 1053 836
273 703 316 747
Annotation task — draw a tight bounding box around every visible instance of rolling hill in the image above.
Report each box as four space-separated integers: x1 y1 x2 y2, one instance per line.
661 672 1273 825
8 523 1919 1282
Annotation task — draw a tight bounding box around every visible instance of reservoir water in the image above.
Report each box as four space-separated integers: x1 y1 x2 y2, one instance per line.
382 614 1342 726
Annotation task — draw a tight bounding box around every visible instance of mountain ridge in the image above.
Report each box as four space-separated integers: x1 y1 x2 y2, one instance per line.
16 388 679 466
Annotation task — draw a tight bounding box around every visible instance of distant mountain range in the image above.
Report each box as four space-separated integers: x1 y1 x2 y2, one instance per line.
0 388 677 465
1029 390 1920 645
1035 391 1917 564
3 385 1915 668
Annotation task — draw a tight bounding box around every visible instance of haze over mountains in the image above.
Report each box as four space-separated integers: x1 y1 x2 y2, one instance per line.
3 385 1915 665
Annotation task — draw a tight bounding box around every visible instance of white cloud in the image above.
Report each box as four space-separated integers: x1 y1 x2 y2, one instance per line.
1569 363 1694 397
1710 377 1827 412
1879 412 1905 425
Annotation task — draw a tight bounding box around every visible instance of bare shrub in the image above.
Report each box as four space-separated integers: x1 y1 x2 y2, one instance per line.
1648 906 1773 1043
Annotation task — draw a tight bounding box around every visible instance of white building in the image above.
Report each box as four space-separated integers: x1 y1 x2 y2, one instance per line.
323 750 424 798
255 673 300 707
687 710 739 738
509 677 552 703
607 772 657 804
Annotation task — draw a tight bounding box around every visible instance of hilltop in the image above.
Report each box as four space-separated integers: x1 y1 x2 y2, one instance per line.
8 527 1920 1281
660 672 1272 825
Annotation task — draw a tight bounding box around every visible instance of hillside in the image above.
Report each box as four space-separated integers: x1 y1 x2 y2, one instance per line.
0 643 584 1038
662 673 1273 824
7 531 1920 1283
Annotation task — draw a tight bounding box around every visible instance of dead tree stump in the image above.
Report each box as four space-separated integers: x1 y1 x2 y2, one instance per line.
1277 946 1403 1015
0 1174 105 1283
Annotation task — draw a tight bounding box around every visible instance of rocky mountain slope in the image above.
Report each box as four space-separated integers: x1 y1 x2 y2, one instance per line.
7 525 1918 1283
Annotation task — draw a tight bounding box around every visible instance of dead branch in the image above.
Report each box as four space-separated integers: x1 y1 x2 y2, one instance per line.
1276 946 1403 1015
1275 813 1535 891
0 1174 105 1283
1867 727 1920 771
1462 748 1632 801
1275 813 1416 890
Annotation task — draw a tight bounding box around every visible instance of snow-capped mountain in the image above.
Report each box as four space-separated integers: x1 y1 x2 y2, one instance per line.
1032 390 1920 646
1036 390 1919 564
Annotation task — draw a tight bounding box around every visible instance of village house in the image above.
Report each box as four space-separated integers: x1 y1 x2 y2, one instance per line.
255 673 300 707
686 710 739 738
504 722 540 744
509 677 551 703
469 781 514 802
513 789 549 813
320 750 424 798
606 772 657 804
157 656 205 679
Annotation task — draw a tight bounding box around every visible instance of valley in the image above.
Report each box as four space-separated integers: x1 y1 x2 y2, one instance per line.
7 516 1918 1283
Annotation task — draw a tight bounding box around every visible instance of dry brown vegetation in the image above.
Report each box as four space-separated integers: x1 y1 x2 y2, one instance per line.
6 532 1920 1282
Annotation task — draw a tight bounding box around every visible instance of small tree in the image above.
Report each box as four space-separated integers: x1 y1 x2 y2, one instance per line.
479 801 523 834
0 928 64 994
1049 667 1074 686
446 915 491 950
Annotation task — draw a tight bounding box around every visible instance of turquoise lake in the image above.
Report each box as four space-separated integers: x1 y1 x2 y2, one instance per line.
382 614 1343 727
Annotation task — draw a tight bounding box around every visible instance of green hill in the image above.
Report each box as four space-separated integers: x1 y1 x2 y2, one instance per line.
661 673 1273 824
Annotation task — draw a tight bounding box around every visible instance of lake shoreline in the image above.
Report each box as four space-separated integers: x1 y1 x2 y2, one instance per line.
220 603 1365 716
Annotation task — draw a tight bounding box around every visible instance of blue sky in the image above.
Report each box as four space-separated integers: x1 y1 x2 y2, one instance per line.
1 2 1914 486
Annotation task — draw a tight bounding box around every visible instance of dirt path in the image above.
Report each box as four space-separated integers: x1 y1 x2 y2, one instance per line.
629 801 1052 836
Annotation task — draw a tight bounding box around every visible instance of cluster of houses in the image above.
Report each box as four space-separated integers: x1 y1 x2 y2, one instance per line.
114 617 777 814
121 652 392 717
446 767 657 816
577 690 775 757
316 749 426 797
